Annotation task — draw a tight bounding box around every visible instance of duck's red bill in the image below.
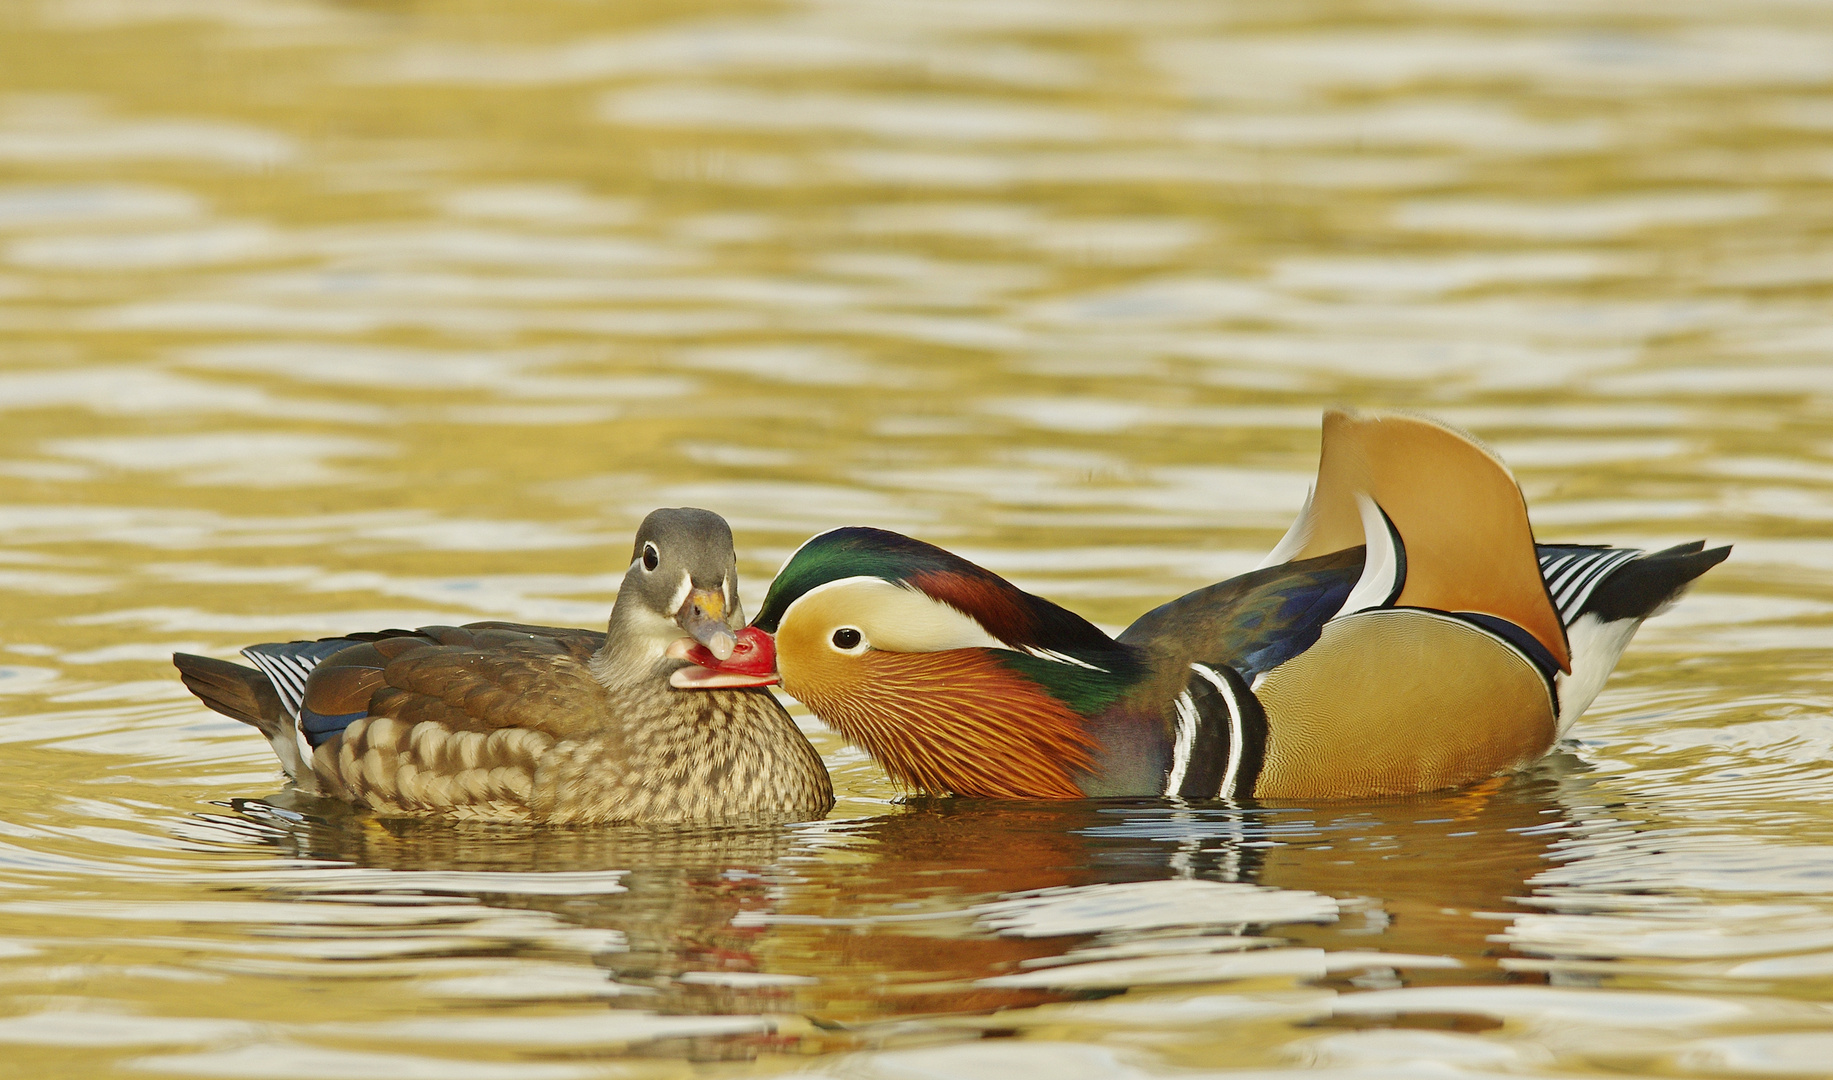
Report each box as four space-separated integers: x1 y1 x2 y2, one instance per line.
668 626 780 689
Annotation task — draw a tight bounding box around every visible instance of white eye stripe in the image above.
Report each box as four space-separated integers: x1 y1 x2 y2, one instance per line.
779 576 1007 654
667 571 692 614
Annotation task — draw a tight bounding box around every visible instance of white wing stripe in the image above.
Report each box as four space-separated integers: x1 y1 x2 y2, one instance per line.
1255 484 1318 570
1166 691 1198 796
1022 646 1105 672
1539 553 1575 578
1547 554 1603 598
1189 663 1246 799
1333 493 1403 620
243 652 306 719
1552 555 1611 607
1553 549 1639 622
1537 549 1643 624
1541 556 1582 593
243 640 357 720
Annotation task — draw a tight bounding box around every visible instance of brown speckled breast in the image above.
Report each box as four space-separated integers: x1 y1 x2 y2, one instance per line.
313 683 832 824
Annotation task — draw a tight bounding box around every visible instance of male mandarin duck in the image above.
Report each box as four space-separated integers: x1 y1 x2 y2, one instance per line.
172 508 832 824
702 410 1729 801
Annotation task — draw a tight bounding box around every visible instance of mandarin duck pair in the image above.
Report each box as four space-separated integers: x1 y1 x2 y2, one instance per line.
177 410 1727 822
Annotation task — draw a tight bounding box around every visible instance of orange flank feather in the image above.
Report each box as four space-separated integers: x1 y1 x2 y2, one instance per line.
797 650 1096 799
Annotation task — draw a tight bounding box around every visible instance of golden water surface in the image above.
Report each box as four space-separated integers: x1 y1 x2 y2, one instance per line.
2 1 1831 1076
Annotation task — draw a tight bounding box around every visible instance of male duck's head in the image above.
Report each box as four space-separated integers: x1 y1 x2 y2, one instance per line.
603 507 759 686
729 527 1138 797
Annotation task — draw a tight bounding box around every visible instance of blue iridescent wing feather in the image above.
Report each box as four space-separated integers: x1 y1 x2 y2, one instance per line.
1117 548 1363 680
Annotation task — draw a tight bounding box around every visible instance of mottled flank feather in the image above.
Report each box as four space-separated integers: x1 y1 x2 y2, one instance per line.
809 649 1098 799
315 715 550 820
306 677 829 824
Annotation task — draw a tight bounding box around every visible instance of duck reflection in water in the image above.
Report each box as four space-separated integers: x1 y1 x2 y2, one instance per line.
216 755 1608 1049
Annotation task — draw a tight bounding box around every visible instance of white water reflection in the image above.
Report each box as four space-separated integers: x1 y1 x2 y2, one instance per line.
43 0 339 31
1152 27 1833 96
830 147 1466 190
0 368 309 418
1395 192 1774 238
133 1043 614 1080
0 98 295 167
377 21 1090 89
604 85 1108 144
978 880 1338 938
9 223 277 270
440 185 639 226
1327 985 1752 1028
46 433 393 487
1677 1034 1833 1079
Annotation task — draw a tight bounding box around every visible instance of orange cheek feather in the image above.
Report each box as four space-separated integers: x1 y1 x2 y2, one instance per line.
781 643 1097 800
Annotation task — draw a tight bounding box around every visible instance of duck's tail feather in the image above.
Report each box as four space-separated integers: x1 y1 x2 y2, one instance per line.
173 652 308 780
1547 541 1729 736
1586 541 1731 622
173 652 284 735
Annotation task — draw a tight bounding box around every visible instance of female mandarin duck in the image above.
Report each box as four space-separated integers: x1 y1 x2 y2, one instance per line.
706 411 1728 801
172 508 832 824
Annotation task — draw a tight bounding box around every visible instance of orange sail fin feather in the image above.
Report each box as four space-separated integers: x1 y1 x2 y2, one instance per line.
1276 409 1570 672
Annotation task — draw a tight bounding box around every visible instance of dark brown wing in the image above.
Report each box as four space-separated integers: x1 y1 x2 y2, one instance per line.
299 623 613 748
459 621 605 658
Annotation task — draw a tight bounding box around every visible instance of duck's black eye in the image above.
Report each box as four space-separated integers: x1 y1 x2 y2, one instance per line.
832 627 862 650
642 543 659 572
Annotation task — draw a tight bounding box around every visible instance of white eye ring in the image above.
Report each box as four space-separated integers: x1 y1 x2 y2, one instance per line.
830 627 867 654
642 542 660 572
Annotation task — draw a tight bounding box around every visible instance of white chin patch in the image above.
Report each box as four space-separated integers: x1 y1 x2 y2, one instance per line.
669 665 780 689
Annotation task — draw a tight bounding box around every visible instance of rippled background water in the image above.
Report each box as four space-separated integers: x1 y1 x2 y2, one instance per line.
1 0 1831 1076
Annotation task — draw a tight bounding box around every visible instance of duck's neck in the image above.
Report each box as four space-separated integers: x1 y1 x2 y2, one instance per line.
593 590 680 691
809 643 1148 799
